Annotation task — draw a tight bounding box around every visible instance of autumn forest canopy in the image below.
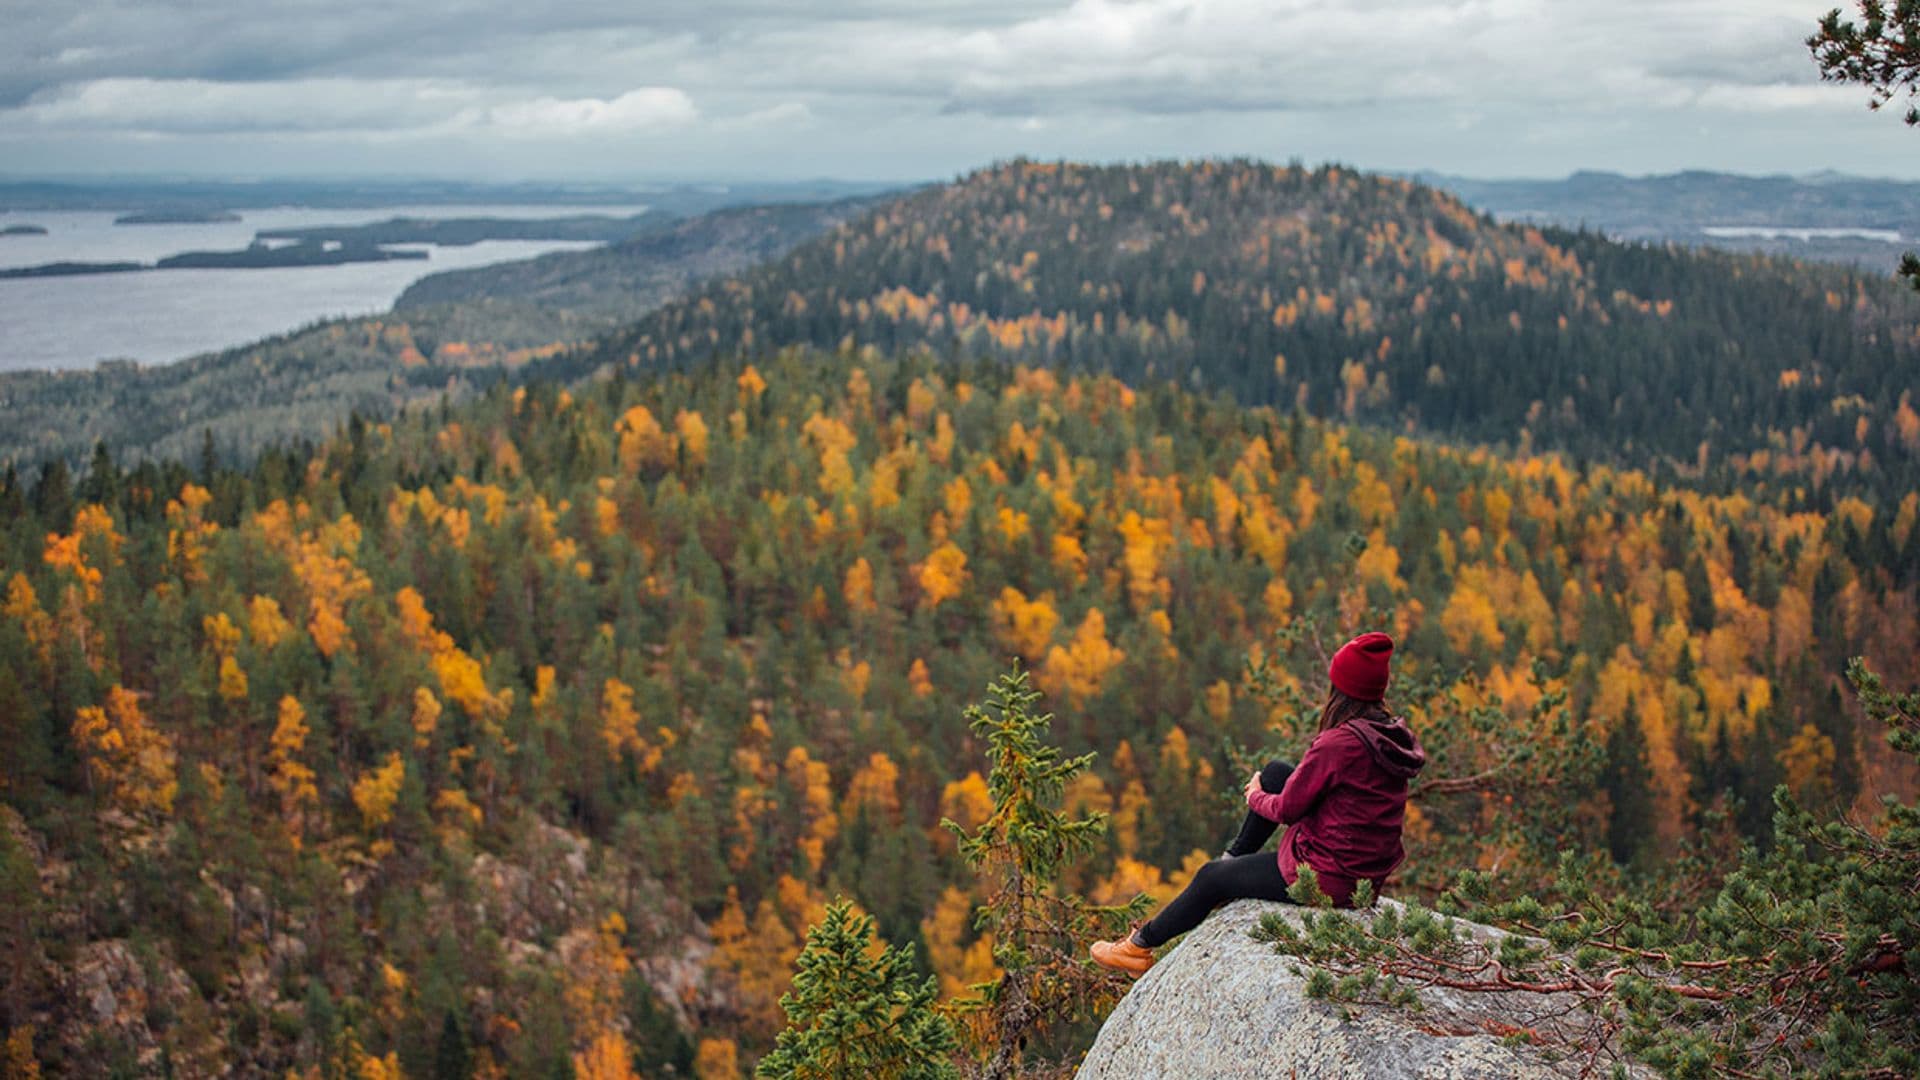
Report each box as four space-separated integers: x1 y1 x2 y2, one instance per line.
1 160 1917 1078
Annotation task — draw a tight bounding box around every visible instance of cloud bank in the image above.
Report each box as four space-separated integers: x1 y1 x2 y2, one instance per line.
1 0 1910 179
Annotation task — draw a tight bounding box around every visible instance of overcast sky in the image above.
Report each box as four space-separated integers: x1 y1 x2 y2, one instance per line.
3 0 1915 183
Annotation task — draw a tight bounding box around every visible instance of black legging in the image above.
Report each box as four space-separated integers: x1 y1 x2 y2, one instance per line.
1136 760 1294 948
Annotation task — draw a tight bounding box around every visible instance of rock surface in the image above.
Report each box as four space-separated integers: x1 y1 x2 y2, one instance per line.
1077 899 1634 1080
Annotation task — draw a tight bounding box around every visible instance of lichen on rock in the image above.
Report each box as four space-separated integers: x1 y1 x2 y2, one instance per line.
1076 899 1645 1079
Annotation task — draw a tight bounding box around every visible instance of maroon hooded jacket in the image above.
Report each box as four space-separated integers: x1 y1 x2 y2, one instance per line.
1245 714 1426 907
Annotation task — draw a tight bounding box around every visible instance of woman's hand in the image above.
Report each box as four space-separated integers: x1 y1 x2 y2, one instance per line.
1243 770 1262 801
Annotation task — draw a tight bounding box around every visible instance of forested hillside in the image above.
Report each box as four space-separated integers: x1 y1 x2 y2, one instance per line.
394 199 887 319
529 160 1920 501
3 346 1914 1075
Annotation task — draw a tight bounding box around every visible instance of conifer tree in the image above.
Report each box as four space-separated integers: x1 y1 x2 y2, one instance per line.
1811 1 1920 288
944 667 1147 1080
755 901 958 1080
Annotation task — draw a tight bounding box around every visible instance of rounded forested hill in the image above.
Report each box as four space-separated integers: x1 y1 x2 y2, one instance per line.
529 159 1920 500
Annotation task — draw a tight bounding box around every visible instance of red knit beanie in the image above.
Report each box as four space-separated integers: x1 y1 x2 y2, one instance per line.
1329 632 1393 701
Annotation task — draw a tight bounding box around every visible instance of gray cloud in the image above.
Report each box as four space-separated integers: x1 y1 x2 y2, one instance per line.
0 0 1909 179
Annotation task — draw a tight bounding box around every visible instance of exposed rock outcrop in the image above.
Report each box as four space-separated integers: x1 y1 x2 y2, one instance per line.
11 805 715 1076
1078 899 1642 1079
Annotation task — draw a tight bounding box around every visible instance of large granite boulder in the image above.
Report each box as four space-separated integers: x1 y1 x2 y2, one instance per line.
1077 899 1639 1079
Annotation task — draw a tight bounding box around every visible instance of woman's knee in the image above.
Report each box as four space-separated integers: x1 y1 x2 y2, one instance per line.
1188 859 1229 897
1259 760 1294 793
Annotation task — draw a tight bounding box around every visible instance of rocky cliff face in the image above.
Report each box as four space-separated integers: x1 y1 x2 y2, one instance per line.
1077 899 1641 1080
5 805 713 1078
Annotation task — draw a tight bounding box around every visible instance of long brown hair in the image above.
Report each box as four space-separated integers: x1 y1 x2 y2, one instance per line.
1318 686 1390 733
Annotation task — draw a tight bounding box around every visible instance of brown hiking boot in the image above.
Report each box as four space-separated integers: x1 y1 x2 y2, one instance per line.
1090 933 1155 977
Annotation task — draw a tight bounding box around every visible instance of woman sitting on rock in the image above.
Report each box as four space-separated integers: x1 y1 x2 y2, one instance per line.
1091 632 1425 976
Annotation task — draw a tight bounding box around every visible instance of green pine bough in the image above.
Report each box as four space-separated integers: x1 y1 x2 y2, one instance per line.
1809 1 1920 291
756 901 960 1080
1253 658 1918 1079
943 667 1151 1080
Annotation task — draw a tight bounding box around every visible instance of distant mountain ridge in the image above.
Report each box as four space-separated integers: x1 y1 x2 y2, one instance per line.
1424 169 1920 274
1427 168 1920 229
0 176 896 214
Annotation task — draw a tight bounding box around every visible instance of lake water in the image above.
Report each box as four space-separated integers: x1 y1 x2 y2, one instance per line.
1700 225 1906 243
0 205 647 372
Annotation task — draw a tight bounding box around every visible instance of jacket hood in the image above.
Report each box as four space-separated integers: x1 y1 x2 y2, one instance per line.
1345 714 1426 779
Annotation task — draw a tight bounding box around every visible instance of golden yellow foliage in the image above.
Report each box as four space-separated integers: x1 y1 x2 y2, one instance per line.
1440 569 1506 654
72 685 177 818
675 409 710 468
354 1048 404 1080
1205 680 1233 721
393 588 506 722
599 678 648 766
530 665 558 719
203 610 243 657
1777 723 1836 801
990 587 1059 661
1352 527 1405 591
707 885 802 1042
351 752 406 832
43 513 111 604
694 1038 739 1080
938 771 993 836
1049 533 1088 583
572 1033 639 1080
737 364 768 401
942 476 973 519
995 505 1031 545
915 542 969 609
921 884 998 1000
842 557 877 614
1038 608 1125 705
267 696 318 840
253 504 372 659
1111 777 1149 857
1 1026 40 1080
216 655 249 704
246 595 291 650
410 687 441 751
842 658 872 701
1592 647 1690 844
802 413 859 495
1090 856 1179 909
565 912 633 1058
843 752 902 825
1116 511 1172 612
3 573 52 668
929 412 956 465
1348 461 1395 524
782 746 837 873
616 404 675 474
164 484 217 583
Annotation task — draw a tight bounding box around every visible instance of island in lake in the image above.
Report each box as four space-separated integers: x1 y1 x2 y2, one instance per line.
257 212 659 247
0 261 144 279
0 241 427 279
157 240 428 269
114 209 244 225
1 224 49 237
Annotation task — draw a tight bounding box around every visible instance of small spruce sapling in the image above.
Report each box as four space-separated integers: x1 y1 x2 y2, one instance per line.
756 900 959 1080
